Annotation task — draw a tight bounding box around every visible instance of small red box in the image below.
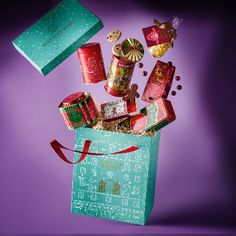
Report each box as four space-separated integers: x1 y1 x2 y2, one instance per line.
142 25 172 48
142 60 175 103
101 100 129 121
130 98 176 132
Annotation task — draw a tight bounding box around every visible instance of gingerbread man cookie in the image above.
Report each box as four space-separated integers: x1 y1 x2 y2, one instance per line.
123 84 140 104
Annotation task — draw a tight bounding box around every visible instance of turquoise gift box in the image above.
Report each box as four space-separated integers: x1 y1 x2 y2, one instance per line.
12 0 103 76
72 127 160 225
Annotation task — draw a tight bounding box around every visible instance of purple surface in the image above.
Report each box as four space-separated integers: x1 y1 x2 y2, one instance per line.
0 0 235 234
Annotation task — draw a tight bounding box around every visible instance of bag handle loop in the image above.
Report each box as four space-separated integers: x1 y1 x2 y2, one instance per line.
50 139 139 164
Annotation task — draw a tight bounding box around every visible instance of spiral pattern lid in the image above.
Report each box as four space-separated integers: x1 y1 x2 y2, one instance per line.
121 38 144 62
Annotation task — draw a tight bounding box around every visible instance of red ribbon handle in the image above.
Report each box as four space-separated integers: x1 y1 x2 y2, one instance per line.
50 139 139 164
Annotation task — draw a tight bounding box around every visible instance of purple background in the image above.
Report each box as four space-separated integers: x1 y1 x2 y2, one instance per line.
0 0 236 234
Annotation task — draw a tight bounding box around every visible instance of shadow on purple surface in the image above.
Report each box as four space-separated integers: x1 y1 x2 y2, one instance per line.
147 203 236 227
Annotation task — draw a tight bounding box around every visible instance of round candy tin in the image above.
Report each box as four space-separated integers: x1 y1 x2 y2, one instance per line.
105 55 135 97
77 43 106 84
59 92 99 130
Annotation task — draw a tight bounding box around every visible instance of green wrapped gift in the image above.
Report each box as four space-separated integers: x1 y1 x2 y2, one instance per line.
12 0 103 76
71 127 160 225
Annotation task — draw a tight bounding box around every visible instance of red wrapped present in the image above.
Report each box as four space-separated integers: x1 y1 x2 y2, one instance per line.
101 100 129 121
101 99 137 121
142 25 172 48
142 61 175 102
120 98 176 132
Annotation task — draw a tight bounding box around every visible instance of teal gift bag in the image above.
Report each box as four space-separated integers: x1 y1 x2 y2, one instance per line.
69 127 160 225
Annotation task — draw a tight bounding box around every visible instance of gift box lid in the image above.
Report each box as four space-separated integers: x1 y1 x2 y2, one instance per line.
12 0 103 76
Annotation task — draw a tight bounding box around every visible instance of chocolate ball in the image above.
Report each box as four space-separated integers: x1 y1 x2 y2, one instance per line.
138 62 144 68
142 71 148 76
175 76 180 81
177 85 182 90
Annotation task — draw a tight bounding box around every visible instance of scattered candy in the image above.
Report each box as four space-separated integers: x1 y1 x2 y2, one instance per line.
171 91 176 96
77 43 106 84
175 76 181 81
107 30 122 42
121 38 144 62
138 62 144 68
177 85 182 90
142 71 148 76
142 60 175 102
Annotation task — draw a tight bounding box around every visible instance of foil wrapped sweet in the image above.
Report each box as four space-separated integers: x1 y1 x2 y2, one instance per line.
143 17 182 58
148 42 172 58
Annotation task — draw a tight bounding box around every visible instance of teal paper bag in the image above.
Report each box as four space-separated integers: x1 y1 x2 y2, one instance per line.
71 127 160 225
